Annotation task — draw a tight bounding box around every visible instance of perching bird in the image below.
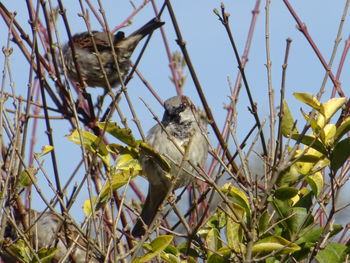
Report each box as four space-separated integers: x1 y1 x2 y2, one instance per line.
2 210 101 263
62 18 164 89
132 95 208 237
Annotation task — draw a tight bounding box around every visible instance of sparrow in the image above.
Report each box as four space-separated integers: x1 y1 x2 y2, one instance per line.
61 18 164 89
2 210 100 263
132 95 209 237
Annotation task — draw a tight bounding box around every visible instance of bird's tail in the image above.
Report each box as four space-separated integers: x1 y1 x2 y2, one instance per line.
129 18 165 38
132 186 167 237
115 18 164 53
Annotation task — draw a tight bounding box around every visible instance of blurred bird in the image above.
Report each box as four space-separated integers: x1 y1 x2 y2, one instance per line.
2 210 100 263
62 18 164 89
132 95 208 237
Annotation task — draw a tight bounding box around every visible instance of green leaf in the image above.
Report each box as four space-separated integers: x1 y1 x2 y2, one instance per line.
305 172 323 197
281 100 298 137
225 203 244 250
290 134 327 155
18 167 37 188
296 225 342 245
315 243 348 263
252 235 300 254
133 235 173 263
114 151 142 171
334 116 350 142
207 211 226 229
97 122 137 147
293 188 313 211
160 253 180 263
258 211 269 234
331 137 350 172
139 142 171 172
66 130 110 167
286 207 311 235
100 170 138 200
294 93 320 110
221 183 250 218
178 242 200 257
277 164 301 187
206 228 222 255
274 187 299 200
207 247 231 263
34 247 57 263
7 239 32 262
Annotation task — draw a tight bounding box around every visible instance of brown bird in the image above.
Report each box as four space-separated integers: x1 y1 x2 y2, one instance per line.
62 18 164 89
2 210 101 263
132 96 209 237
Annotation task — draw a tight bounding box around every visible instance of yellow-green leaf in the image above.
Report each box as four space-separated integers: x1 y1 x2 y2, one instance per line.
320 97 347 121
115 152 142 171
66 130 110 167
18 167 37 188
221 183 250 218
35 145 54 158
290 134 327 155
83 196 98 216
139 142 171 172
206 228 222 256
100 170 137 200
320 124 336 146
294 93 320 110
335 116 350 142
133 235 173 263
306 172 323 197
97 122 137 147
252 235 300 254
281 100 298 137
226 203 244 250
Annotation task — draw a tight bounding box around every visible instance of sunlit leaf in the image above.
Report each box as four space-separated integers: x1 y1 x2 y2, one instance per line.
334 116 350 142
305 172 323 197
221 183 250 217
66 130 110 167
225 203 245 250
97 122 137 147
100 170 138 200
133 235 173 263
309 158 330 174
35 145 54 158
115 151 142 171
83 196 98 216
294 93 320 110
252 235 300 254
290 134 327 155
320 124 336 147
320 97 347 121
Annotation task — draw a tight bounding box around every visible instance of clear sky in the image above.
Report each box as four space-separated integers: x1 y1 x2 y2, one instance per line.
1 1 350 222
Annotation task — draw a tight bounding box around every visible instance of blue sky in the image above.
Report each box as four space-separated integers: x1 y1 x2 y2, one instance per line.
1 0 350 221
